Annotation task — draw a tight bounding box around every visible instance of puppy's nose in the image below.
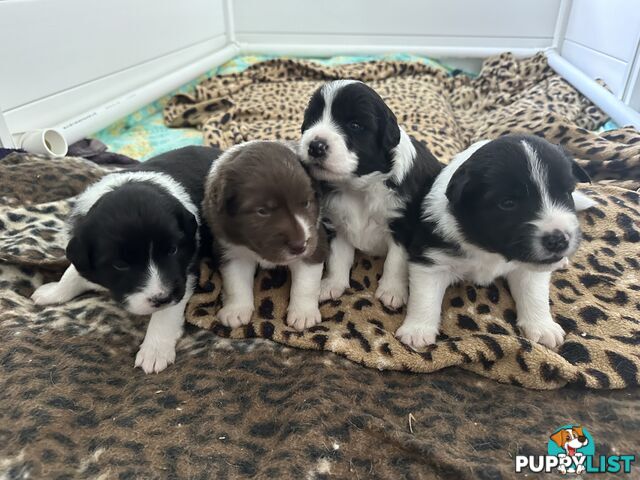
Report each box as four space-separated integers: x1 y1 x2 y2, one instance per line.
287 240 307 255
151 294 172 308
542 229 569 253
308 139 328 159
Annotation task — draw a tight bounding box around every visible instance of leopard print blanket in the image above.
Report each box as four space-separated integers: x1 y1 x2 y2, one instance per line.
1 152 638 479
1 55 639 479
163 53 640 390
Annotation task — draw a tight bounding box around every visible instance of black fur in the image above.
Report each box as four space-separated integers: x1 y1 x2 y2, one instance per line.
68 146 220 308
388 139 444 248
302 82 405 177
301 81 444 248
404 135 590 266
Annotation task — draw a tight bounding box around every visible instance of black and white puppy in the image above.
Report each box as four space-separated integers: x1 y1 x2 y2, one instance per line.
397 135 594 349
31 146 218 373
299 80 442 308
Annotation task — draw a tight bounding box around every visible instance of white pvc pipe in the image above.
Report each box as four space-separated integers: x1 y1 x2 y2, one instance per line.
546 49 640 129
239 42 541 59
18 129 68 157
11 44 239 148
223 0 237 44
551 0 573 49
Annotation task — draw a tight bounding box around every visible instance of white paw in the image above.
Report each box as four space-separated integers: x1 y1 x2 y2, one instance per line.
375 280 408 309
395 321 439 349
31 282 66 305
135 340 176 374
217 303 254 328
576 465 585 474
319 277 349 301
518 317 565 349
287 301 322 331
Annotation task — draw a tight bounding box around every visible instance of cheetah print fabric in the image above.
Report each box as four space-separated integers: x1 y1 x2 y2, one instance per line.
164 53 640 389
1 60 640 479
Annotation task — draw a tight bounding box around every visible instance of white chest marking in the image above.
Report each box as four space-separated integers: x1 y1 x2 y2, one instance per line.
325 177 404 255
425 247 515 286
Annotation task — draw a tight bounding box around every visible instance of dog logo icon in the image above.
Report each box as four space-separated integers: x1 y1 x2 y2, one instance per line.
516 424 635 474
549 425 592 474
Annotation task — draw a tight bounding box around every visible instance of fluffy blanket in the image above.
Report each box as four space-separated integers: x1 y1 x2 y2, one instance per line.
163 53 640 390
1 53 639 478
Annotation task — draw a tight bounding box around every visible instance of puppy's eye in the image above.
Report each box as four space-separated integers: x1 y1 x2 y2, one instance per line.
498 199 518 211
256 207 270 217
112 261 130 271
302 200 311 208
348 121 363 131
169 245 178 256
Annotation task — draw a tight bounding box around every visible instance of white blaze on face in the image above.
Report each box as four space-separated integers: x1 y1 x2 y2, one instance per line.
125 262 171 315
295 213 311 242
299 80 360 181
522 141 580 259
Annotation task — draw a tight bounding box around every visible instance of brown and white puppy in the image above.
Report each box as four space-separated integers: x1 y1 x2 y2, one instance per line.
203 140 327 330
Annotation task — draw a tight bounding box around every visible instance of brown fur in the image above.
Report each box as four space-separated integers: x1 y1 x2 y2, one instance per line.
203 141 327 265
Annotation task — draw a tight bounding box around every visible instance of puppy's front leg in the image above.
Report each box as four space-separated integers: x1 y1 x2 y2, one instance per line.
375 241 408 309
31 264 102 305
135 275 194 374
396 263 453 349
319 233 354 301
507 268 565 348
217 256 257 328
287 260 323 330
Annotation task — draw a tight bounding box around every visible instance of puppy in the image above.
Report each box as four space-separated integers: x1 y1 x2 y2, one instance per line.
31 146 218 373
299 80 442 308
203 140 327 330
396 135 594 349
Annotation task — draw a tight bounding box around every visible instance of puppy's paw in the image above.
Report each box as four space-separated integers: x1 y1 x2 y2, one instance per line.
31 282 66 305
395 321 438 349
375 280 408 309
287 301 322 331
135 340 176 374
319 277 349 301
518 317 565 349
217 303 254 328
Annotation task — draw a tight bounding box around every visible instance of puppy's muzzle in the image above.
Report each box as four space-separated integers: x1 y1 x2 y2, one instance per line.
541 229 570 254
150 286 183 309
308 139 328 159
150 294 173 309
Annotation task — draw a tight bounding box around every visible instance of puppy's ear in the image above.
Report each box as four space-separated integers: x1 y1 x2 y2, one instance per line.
66 234 92 274
378 103 401 152
210 168 239 216
559 145 591 183
571 160 591 184
220 177 239 216
177 207 198 239
223 182 239 216
446 165 471 205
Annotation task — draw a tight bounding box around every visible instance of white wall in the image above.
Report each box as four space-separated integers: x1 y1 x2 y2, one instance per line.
559 0 640 98
233 0 561 56
2 0 638 147
0 0 230 138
